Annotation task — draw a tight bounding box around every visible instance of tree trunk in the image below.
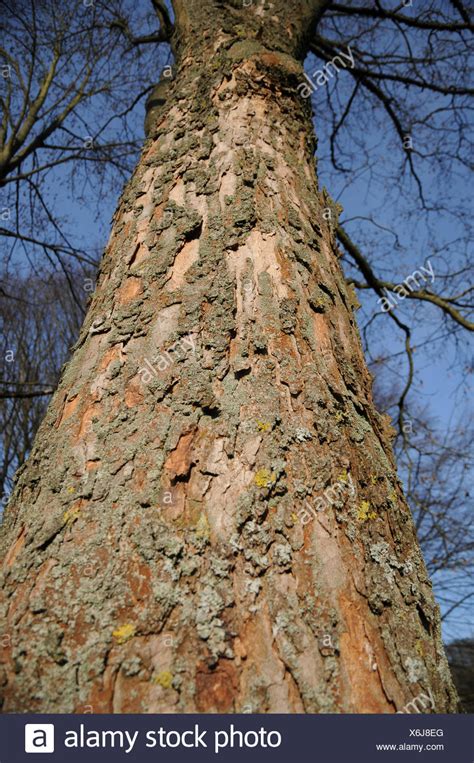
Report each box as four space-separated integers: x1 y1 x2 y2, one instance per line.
0 0 458 713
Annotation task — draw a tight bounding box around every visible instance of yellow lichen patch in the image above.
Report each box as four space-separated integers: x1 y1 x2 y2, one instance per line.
337 470 348 483
63 507 80 526
415 639 424 657
195 512 210 540
67 486 75 493
357 501 377 522
370 474 378 485
254 468 276 488
256 420 271 432
291 512 298 522
153 670 173 689
113 623 136 645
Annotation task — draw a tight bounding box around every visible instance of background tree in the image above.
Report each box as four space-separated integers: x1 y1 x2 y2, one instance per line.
0 0 471 713
374 380 473 644
0 0 172 310
445 638 474 712
0 268 86 504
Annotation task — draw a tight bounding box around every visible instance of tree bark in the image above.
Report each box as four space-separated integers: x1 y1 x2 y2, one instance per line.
0 0 458 713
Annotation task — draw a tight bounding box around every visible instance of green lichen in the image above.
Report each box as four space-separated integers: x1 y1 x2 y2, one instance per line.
112 623 136 645
195 512 210 541
254 468 276 488
153 670 173 689
357 501 377 521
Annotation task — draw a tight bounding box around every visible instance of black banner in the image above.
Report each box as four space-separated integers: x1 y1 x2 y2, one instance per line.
1 713 472 762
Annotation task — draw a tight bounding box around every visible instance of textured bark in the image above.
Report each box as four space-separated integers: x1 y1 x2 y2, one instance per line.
0 0 458 713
